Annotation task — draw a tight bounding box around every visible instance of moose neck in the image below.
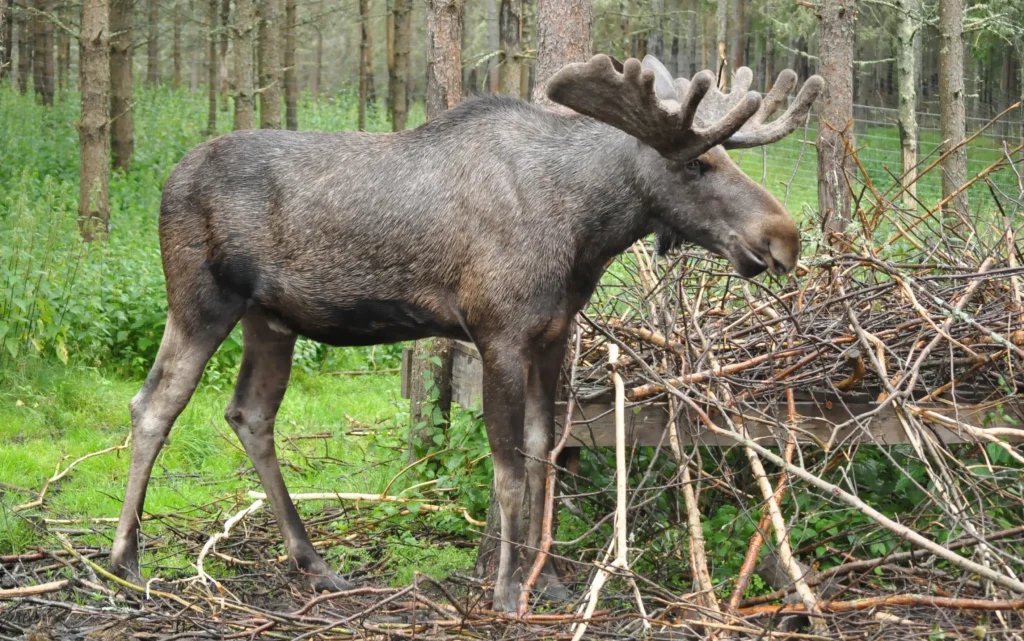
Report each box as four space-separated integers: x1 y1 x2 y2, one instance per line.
550 118 669 278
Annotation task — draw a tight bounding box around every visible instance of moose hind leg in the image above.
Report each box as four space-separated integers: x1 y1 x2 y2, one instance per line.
225 310 352 593
480 343 530 613
110 309 241 582
523 336 570 601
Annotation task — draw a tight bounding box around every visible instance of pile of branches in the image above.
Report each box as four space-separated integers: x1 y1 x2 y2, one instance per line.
533 125 1024 637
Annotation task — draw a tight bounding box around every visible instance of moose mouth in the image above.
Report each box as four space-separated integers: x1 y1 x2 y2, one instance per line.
730 243 770 278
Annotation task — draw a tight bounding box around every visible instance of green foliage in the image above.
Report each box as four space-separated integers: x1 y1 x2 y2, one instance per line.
0 86 421 379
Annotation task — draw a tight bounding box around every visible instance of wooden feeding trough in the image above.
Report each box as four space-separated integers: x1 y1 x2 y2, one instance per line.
400 341 1022 448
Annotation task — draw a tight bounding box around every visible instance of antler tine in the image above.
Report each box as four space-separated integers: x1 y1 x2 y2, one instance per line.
723 73 824 149
546 55 678 153
547 55 765 161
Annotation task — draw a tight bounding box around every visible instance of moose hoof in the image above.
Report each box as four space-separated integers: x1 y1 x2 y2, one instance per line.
492 583 519 614
536 574 571 602
308 569 355 594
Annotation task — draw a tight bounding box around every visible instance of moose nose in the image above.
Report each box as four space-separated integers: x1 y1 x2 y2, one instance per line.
766 234 799 274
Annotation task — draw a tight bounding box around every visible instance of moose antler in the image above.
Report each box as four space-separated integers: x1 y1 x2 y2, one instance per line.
546 54 824 159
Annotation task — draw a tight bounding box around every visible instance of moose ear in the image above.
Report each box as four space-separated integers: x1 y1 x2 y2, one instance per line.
642 55 678 102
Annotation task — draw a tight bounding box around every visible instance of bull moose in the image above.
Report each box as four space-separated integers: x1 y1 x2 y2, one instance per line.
109 54 822 613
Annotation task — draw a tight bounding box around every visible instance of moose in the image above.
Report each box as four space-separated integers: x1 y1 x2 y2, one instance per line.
109 54 822 613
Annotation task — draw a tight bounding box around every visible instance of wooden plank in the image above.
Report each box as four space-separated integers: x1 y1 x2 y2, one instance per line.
400 347 413 400
398 339 1021 446
554 401 1022 448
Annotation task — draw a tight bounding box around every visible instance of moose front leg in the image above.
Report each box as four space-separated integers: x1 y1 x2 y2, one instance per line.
522 335 570 601
480 343 529 613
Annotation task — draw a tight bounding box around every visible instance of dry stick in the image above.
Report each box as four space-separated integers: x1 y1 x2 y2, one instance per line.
13 435 132 512
738 415 827 634
571 343 639 641
739 594 1024 616
668 393 1024 595
680 440 719 613
0 579 70 599
519 327 581 616
194 497 265 588
881 141 1024 251
727 390 797 611
245 490 484 526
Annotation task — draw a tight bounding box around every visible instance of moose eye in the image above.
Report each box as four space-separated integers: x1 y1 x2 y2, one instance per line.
686 159 708 175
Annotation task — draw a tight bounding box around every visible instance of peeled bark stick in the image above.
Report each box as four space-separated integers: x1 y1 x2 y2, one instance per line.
670 392 1024 595
738 415 826 633
196 498 265 587
728 394 797 611
740 594 1024 615
572 343 635 640
0 579 70 599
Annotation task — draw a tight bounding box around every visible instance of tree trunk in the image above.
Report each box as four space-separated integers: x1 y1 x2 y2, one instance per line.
283 0 297 130
17 0 31 94
32 0 54 105
386 0 394 110
715 0 726 87
218 0 228 102
258 0 281 129
172 0 181 88
146 0 158 85
358 0 369 130
497 0 522 96
684 0 695 76
816 0 854 242
425 0 462 119
647 0 663 60
391 0 410 130
476 0 592 582
731 0 743 70
79 0 110 241
938 0 967 219
233 0 255 129
313 0 322 97
9 0 20 92
531 0 591 105
896 0 919 206
206 0 218 133
764 23 773 90
485 0 498 90
1 0 8 86
56 0 70 93
109 0 133 170
363 0 375 104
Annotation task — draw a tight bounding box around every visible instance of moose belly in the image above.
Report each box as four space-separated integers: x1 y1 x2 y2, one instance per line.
268 299 471 347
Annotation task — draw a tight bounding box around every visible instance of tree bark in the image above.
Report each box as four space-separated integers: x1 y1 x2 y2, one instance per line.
497 0 522 96
206 0 218 133
764 23 773 90
896 0 920 206
32 0 53 105
17 0 31 94
258 0 281 128
938 0 967 218
146 0 158 85
283 0 297 130
684 0 695 76
647 0 663 61
731 0 743 71
816 0 854 241
172 0 181 88
109 0 133 170
0 0 7 85
532 0 591 105
390 0 410 130
715 0 726 87
79 0 110 241
218 0 228 102
9 0 20 92
56 0 69 92
485 0 498 90
425 0 462 119
312 0 322 97
233 0 255 129
358 0 369 130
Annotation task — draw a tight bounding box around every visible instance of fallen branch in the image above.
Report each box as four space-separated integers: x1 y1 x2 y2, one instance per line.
0 579 69 599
